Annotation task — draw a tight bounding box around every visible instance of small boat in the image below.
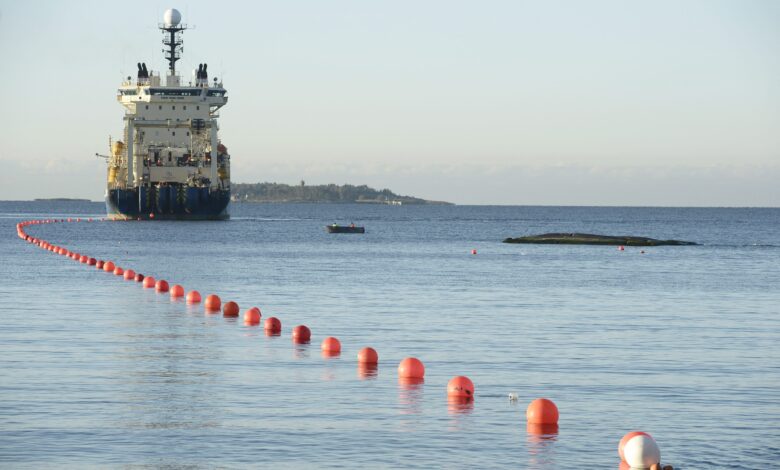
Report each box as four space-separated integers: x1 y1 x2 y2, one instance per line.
326 224 365 234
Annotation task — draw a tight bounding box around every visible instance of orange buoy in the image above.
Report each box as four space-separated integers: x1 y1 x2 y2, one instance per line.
398 357 425 379
526 398 559 425
79 255 88 263
398 376 424 388
223 301 239 317
526 422 559 438
142 276 156 288
103 261 115 272
134 273 144 282
170 284 185 298
264 316 281 334
204 294 221 312
292 325 311 343
87 258 97 266
113 266 124 276
243 307 261 324
123 269 136 280
447 376 475 399
322 350 340 359
186 290 202 304
155 279 169 292
618 245 625 251
471 249 477 255
95 260 104 269
358 347 378 364
149 213 155 219
619 431 652 461
321 336 341 353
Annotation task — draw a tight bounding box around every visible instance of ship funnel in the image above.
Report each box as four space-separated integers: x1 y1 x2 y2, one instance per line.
137 63 150 85
196 63 208 86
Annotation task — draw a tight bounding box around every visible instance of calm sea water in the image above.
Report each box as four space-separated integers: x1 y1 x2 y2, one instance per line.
1 201 778 469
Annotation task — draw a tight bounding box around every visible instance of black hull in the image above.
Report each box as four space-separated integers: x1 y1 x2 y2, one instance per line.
106 187 230 220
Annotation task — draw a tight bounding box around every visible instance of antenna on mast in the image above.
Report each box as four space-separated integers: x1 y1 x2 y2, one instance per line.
159 8 187 74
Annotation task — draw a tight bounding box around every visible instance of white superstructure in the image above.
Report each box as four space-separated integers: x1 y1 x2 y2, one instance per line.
104 8 231 219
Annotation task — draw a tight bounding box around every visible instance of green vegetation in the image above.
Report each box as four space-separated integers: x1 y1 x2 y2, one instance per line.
231 181 451 205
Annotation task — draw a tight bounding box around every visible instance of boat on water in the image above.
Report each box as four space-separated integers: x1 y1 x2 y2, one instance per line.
326 224 365 234
103 8 231 220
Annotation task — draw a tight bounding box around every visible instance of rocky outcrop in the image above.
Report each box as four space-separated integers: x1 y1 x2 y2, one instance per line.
503 233 697 246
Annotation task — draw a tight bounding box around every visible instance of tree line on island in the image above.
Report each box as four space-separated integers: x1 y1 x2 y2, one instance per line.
231 181 451 205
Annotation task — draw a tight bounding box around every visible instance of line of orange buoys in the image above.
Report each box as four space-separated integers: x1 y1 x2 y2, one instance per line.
15 217 672 469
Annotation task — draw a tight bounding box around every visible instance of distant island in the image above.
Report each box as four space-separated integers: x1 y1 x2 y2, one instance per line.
34 198 92 202
231 182 452 205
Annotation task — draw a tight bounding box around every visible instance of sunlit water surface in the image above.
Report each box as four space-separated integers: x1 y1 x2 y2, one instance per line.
1 201 778 469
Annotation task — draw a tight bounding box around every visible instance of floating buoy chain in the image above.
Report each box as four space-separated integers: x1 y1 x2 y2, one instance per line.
15 217 673 468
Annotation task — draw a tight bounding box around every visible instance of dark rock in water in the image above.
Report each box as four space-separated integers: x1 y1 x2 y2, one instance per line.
503 233 697 246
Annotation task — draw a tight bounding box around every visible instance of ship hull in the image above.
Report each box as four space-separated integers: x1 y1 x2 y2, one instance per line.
106 187 230 220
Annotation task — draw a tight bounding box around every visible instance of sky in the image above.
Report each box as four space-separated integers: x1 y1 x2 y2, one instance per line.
0 0 777 205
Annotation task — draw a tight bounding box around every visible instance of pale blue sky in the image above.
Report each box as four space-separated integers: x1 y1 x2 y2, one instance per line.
0 0 777 205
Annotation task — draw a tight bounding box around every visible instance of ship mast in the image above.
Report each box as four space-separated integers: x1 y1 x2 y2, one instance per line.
159 9 187 74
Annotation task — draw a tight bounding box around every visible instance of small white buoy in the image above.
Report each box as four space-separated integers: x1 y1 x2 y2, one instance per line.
508 392 519 402
624 434 661 468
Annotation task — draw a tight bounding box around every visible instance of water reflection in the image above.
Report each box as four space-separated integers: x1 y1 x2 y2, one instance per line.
447 396 474 415
398 377 424 415
292 344 310 359
320 351 339 381
185 304 200 316
114 321 222 434
357 362 378 380
264 330 281 337
526 423 558 468
447 396 474 432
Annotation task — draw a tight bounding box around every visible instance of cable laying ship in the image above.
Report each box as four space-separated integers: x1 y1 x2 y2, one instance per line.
104 8 230 220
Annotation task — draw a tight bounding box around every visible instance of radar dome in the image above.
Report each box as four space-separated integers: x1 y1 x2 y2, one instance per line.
163 8 182 26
